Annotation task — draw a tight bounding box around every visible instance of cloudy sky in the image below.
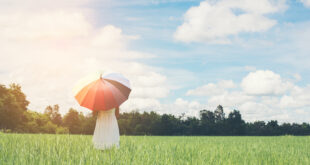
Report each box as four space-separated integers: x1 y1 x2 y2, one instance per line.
1 0 310 123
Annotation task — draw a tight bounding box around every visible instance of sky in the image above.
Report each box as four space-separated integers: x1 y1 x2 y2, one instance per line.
0 0 310 123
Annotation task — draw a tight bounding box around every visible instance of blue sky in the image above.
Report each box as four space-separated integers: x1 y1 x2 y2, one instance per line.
96 0 310 122
0 0 310 122
90 0 310 96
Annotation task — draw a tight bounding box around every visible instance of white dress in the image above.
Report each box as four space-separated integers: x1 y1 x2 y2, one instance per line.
93 108 120 150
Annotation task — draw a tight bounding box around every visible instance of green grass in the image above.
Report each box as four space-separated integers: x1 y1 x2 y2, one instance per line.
0 133 310 165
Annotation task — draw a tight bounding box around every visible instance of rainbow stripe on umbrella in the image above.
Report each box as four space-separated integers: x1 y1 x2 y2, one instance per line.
74 73 131 111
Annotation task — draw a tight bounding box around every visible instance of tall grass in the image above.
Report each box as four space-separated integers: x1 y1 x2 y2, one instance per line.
0 134 309 164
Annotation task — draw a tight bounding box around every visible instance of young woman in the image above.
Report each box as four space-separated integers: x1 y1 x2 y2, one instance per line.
92 107 120 150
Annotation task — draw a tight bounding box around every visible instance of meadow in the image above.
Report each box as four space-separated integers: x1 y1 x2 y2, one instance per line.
0 134 310 165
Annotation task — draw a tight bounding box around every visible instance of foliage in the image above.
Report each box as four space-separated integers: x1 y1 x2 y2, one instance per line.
1 83 310 136
44 105 62 126
0 84 28 130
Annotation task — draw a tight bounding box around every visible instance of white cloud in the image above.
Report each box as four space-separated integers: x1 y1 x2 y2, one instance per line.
218 80 236 88
185 70 310 123
238 102 278 122
267 22 310 70
244 66 256 71
293 73 302 81
131 87 169 98
186 80 236 96
121 98 162 112
301 0 310 8
278 85 310 109
205 89 310 123
207 91 255 107
169 98 205 117
174 0 287 43
0 0 92 10
241 70 293 95
0 11 91 41
0 10 170 114
122 97 206 118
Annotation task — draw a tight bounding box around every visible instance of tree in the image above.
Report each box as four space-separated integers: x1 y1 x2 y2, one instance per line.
266 120 279 135
0 84 29 130
183 117 200 135
214 105 225 122
44 104 62 126
226 110 245 135
2 83 310 136
80 113 96 134
200 110 215 135
246 121 266 135
158 114 180 135
17 111 43 133
8 83 29 111
63 108 82 134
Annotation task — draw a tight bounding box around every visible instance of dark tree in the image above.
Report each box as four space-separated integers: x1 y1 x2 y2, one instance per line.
226 110 245 135
1 83 310 136
200 110 215 135
44 104 62 126
214 105 225 122
63 108 82 134
0 84 29 130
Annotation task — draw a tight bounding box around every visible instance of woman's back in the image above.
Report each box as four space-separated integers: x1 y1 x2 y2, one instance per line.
93 108 120 149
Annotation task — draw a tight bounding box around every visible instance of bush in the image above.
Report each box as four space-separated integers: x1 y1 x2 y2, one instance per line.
56 127 69 134
0 129 12 133
42 121 57 134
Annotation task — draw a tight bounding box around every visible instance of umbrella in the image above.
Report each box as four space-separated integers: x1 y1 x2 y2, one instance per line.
74 73 131 111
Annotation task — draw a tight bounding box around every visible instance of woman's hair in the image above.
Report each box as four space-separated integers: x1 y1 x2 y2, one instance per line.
92 110 98 116
115 107 120 118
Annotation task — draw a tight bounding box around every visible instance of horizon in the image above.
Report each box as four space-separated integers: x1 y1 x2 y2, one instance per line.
1 0 310 123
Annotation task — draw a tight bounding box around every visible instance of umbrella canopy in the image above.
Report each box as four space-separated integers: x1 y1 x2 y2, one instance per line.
74 73 131 111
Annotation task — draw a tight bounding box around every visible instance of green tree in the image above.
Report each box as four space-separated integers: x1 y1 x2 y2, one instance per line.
63 108 82 134
200 110 215 135
214 105 225 122
8 83 29 111
0 84 29 130
44 104 62 126
81 113 96 134
226 110 245 135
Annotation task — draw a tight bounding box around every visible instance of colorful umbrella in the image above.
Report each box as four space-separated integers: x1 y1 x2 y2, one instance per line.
74 73 131 111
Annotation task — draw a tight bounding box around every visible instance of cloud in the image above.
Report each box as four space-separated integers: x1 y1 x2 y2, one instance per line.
238 101 279 122
121 98 162 112
174 0 287 43
266 22 310 70
186 80 236 96
207 91 255 107
301 0 310 8
0 10 169 114
172 98 204 116
278 85 310 109
293 73 302 81
0 0 92 9
186 70 310 123
0 11 91 41
122 97 206 118
241 70 293 95
158 98 205 117
244 66 256 71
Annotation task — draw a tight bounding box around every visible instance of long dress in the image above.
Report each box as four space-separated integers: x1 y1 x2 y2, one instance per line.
92 108 120 150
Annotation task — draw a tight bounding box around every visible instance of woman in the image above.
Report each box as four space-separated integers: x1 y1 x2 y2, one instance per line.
93 107 120 150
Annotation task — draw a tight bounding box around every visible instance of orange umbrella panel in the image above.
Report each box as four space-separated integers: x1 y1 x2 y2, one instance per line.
75 74 131 111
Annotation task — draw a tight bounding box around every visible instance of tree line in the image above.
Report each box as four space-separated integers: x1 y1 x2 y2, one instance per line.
1 83 310 135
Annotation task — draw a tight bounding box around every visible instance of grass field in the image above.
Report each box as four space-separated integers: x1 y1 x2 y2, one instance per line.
0 134 310 165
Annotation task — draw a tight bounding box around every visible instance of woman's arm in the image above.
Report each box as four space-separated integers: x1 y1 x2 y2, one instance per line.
115 107 119 118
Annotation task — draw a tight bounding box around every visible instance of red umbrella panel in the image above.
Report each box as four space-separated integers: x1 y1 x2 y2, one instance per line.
74 73 131 111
